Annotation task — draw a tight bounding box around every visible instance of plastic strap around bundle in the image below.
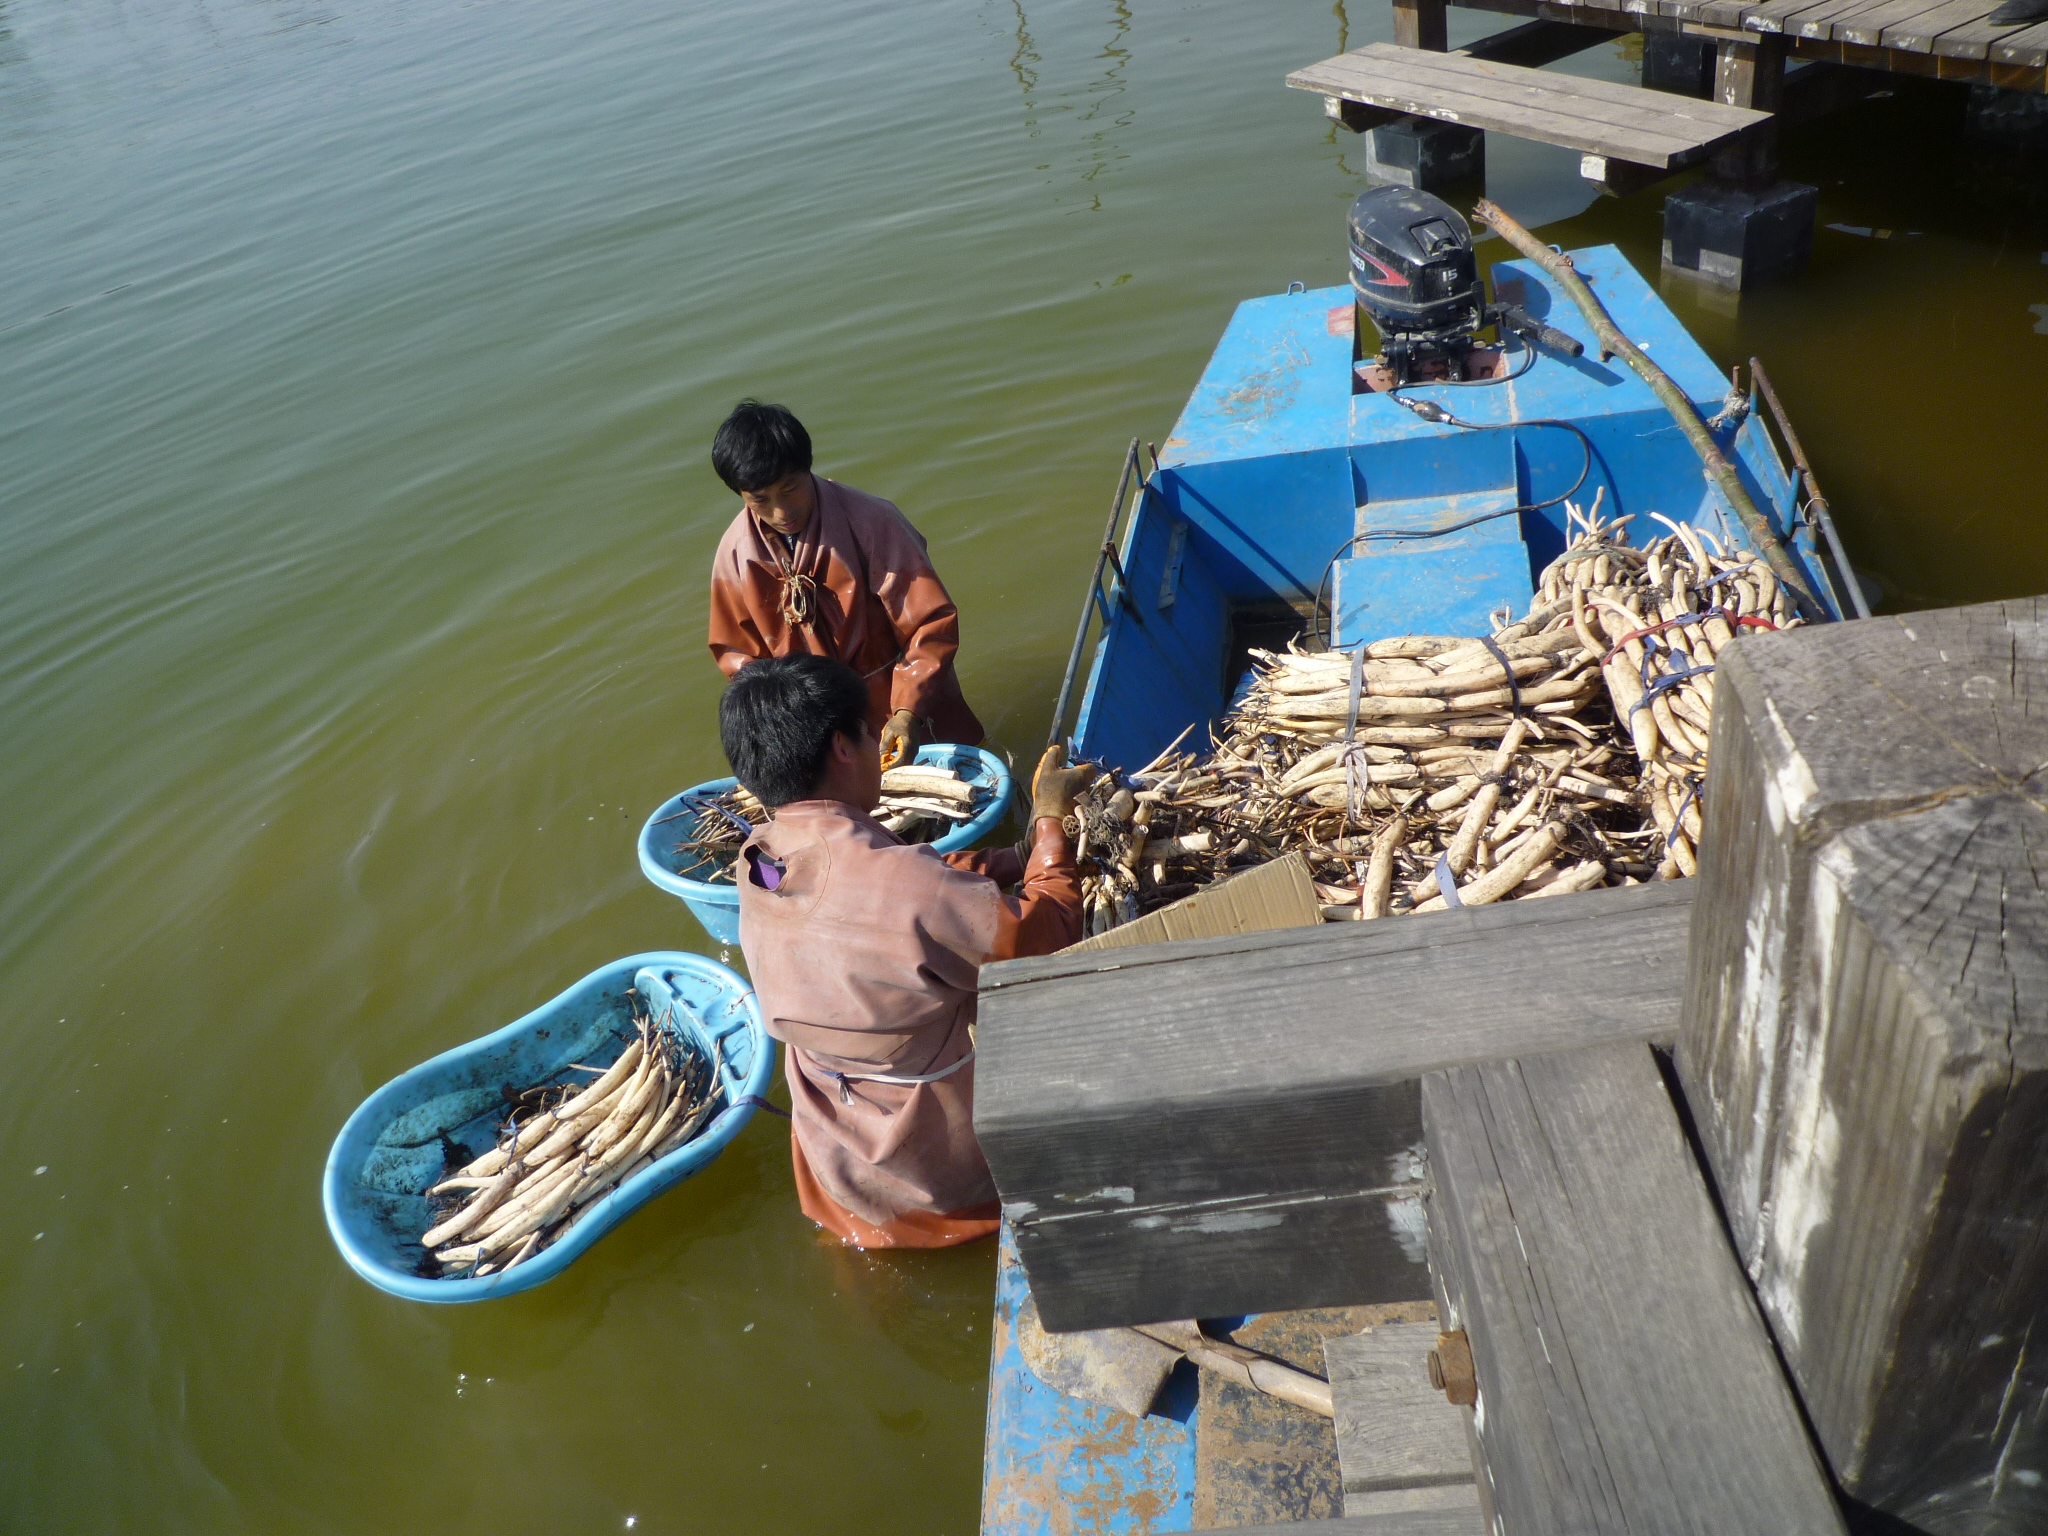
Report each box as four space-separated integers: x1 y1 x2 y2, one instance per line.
1667 777 1704 850
1433 853 1464 908
1601 607 1777 667
736 1093 792 1120
1628 639 1716 719
1478 634 1522 718
1345 646 1366 743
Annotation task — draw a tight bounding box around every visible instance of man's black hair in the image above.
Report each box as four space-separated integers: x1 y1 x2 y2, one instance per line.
711 400 813 494
718 654 869 807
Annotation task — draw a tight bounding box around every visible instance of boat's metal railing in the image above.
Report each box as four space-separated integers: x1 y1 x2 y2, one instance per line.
1748 358 1871 622
1047 437 1145 750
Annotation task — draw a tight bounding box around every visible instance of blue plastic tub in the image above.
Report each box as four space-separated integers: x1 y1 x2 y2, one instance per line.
637 743 1014 946
323 950 773 1303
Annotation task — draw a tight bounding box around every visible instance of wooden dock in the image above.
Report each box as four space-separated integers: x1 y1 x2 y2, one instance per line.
1288 0 2045 283
978 596 2048 1532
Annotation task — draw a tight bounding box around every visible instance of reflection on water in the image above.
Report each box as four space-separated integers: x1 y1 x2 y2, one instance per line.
0 1 2043 1532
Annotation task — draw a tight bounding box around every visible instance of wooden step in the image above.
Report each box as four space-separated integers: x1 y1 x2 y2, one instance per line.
1423 1041 1848 1531
1324 1321 1481 1523
1287 42 1771 169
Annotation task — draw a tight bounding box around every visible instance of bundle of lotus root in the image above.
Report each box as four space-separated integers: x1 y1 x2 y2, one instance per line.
419 997 722 1277
1070 498 1798 934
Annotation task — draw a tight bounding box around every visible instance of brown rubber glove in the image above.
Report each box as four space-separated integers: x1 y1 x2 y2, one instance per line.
1031 744 1099 824
878 708 920 771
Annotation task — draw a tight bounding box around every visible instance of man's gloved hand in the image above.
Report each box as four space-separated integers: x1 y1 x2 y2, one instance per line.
1031 744 1099 824
878 709 920 771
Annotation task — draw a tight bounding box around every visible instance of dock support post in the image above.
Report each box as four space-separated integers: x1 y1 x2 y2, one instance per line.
1642 31 1715 97
1364 119 1485 190
1373 0 1485 191
1678 600 2048 1526
1661 34 1814 287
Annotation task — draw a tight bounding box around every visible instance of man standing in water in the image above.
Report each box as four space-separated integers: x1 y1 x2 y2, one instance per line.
719 654 1093 1247
705 399 984 768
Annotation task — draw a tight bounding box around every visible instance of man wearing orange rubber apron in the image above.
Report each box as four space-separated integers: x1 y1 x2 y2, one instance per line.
703 399 983 771
718 654 1091 1247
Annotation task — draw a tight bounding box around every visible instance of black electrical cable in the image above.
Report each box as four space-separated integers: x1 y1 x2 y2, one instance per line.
1311 383 1598 648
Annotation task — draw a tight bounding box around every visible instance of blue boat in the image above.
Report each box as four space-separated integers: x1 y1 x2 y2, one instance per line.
324 951 772 1303
985 232 1856 1532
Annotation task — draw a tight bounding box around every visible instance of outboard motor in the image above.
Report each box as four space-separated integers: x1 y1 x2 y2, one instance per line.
1348 187 1485 385
1348 187 1582 388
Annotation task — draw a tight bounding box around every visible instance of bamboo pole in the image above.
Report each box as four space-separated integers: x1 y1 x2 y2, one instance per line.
1470 199 1822 620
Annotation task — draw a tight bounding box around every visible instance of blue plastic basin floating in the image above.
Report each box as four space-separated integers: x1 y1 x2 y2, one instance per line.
637 743 1014 947
322 951 773 1303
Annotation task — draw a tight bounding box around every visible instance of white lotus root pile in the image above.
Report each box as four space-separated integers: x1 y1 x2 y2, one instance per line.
1072 500 1798 933
419 997 723 1278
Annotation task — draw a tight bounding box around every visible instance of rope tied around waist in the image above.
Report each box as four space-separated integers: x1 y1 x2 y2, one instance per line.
814 1047 978 1105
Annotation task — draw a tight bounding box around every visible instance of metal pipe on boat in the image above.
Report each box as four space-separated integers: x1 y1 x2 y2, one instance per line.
1470 199 1824 621
1748 358 1871 621
1048 437 1143 749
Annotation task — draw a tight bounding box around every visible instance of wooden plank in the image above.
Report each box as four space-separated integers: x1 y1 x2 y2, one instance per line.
1321 39 1767 129
1288 56 1712 157
1738 0 1843 36
975 880 1694 1333
1833 0 1966 48
1679 599 2048 1519
1324 1323 1480 1520
1885 0 2009 52
1423 1042 1849 1533
1932 7 2037 56
1287 45 1766 163
1440 0 2047 76
1992 19 2048 65
1773 0 1885 39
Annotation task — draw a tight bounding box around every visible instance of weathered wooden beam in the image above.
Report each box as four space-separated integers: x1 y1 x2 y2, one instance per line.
1423 1041 1848 1532
1326 94 1406 133
1680 599 2048 1521
975 881 1694 1333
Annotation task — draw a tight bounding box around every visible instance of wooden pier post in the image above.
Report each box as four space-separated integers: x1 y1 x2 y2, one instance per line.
1679 599 2048 1526
1423 1041 1847 1532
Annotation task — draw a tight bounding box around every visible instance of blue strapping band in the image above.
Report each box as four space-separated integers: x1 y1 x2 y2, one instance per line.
1434 853 1464 908
737 1093 791 1120
1667 779 1704 849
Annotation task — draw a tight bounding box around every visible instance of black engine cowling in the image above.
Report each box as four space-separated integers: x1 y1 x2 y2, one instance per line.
1347 187 1483 349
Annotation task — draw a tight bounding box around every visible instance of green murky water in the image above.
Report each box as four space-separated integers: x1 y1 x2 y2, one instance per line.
1 1 2042 1530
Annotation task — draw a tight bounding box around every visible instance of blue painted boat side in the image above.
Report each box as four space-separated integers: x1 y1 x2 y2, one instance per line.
322 950 773 1303
981 1225 1200 1536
